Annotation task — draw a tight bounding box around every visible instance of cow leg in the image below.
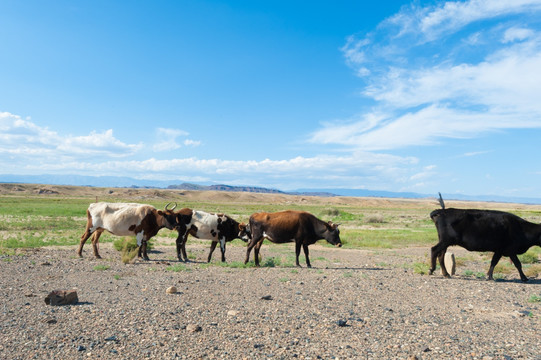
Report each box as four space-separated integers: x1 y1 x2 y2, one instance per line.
487 252 503 280
303 244 311 268
208 241 218 263
253 239 265 267
509 254 528 282
91 230 103 259
181 235 189 262
175 233 187 262
78 228 94 257
219 237 226 262
295 242 302 267
139 239 150 261
135 232 149 260
244 237 259 264
429 243 446 275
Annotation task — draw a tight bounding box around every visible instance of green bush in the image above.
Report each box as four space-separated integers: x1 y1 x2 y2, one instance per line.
413 262 430 275
519 250 539 264
113 237 153 252
113 237 153 264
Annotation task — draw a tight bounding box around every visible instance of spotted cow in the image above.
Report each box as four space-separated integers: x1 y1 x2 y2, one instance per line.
78 202 178 260
175 208 249 262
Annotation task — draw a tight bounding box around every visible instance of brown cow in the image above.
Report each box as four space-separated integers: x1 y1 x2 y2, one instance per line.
78 202 178 260
244 210 342 267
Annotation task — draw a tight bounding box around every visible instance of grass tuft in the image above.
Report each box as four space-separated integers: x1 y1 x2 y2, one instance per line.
413 262 430 275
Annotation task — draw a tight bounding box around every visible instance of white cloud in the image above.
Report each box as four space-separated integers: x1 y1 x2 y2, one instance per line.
0 110 423 190
153 127 200 152
502 27 535 43
326 0 541 151
0 112 140 159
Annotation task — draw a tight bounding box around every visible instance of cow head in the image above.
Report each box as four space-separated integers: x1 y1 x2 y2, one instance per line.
159 202 178 230
324 221 342 247
173 208 194 235
238 223 250 242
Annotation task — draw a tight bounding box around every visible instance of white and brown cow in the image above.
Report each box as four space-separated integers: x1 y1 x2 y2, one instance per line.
174 208 249 262
244 210 342 267
77 202 178 260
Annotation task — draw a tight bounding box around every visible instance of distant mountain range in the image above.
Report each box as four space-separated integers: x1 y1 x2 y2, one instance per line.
2 173 541 204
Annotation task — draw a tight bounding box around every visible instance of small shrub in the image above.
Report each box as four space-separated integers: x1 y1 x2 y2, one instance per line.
524 264 541 278
166 264 190 272
121 248 139 264
493 273 506 280
113 274 122 280
261 257 281 268
366 214 385 224
321 208 340 217
218 261 253 268
94 265 110 271
343 272 353 278
463 270 474 277
528 294 541 303
475 272 485 279
519 250 539 264
413 262 430 275
114 237 153 264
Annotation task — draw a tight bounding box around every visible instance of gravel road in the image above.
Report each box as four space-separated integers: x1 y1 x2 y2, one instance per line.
1 242 540 360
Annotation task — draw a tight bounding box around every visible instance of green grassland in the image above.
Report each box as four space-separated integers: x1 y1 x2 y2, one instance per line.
1 187 541 262
0 193 437 250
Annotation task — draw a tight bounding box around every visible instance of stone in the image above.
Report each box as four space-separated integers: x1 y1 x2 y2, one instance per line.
186 324 202 332
42 317 57 324
166 286 177 294
44 290 78 306
227 310 239 316
442 252 456 275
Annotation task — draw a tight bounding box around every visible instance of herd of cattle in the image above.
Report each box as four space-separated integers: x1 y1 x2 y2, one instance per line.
77 195 541 282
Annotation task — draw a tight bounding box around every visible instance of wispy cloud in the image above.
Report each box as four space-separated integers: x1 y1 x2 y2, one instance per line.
152 128 200 152
319 0 541 152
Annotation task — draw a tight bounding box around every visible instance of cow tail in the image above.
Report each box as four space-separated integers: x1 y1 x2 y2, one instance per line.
438 192 445 210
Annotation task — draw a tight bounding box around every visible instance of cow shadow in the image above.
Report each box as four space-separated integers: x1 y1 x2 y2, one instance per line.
434 275 541 284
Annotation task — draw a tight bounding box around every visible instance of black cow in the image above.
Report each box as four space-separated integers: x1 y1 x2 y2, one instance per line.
244 210 342 267
430 194 541 282
174 208 249 262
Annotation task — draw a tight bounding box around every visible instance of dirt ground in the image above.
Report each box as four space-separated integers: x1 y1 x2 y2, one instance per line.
1 240 540 360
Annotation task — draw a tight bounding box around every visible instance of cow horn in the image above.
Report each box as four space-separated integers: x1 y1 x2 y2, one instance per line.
438 192 445 210
165 202 178 211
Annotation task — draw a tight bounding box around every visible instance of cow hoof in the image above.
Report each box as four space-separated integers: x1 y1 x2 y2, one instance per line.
521 277 529 282
95 255 102 259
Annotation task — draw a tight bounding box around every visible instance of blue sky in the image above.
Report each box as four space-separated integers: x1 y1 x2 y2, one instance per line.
2 0 541 198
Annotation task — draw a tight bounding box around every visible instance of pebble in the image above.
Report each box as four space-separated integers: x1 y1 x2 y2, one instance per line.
186 324 202 332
